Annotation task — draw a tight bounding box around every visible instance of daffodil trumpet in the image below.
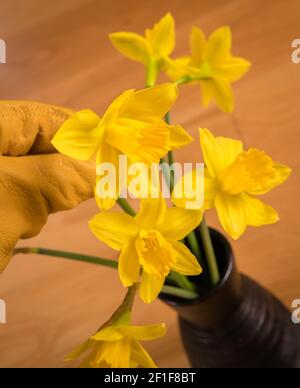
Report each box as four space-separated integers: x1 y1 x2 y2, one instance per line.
51 82 193 212
89 197 202 304
66 284 168 368
173 128 292 241
117 185 203 296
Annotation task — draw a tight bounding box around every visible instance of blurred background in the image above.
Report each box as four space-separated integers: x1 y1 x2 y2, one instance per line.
0 0 299 368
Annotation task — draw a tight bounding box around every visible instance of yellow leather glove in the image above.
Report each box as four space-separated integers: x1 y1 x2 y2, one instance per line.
0 101 96 272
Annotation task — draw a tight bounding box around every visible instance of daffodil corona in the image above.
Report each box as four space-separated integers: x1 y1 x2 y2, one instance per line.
89 197 202 303
51 83 192 210
66 312 167 368
165 26 251 112
173 129 291 240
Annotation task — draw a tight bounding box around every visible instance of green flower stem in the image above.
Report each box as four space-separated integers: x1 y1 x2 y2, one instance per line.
146 59 158 88
160 156 171 186
165 112 171 125
176 75 208 86
13 247 119 269
117 198 136 217
165 111 203 274
168 271 197 293
107 283 138 326
167 149 175 168
161 285 198 300
121 283 138 312
199 217 220 286
186 231 205 269
164 111 202 291
164 112 175 192
14 248 198 300
176 76 194 85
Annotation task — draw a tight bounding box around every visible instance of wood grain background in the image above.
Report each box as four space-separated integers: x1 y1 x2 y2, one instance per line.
0 0 299 368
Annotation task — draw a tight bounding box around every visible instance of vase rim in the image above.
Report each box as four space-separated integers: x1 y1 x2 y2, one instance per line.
160 229 235 308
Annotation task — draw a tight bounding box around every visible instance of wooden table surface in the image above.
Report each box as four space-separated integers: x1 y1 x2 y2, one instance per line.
0 0 299 368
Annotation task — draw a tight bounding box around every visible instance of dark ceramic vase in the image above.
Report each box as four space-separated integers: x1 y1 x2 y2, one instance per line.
160 229 300 368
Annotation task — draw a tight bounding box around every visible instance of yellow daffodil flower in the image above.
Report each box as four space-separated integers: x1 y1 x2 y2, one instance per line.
165 26 251 112
110 13 175 85
66 313 167 368
51 83 192 210
173 128 291 240
89 197 202 304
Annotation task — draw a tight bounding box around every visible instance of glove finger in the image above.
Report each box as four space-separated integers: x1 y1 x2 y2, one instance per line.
34 153 96 213
0 153 96 272
0 100 74 156
0 175 46 272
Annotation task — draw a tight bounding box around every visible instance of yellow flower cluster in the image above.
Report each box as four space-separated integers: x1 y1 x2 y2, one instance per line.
51 13 291 369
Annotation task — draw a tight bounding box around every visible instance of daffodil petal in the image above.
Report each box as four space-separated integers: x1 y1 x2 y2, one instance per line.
51 109 102 161
99 338 131 368
156 207 203 240
140 271 165 304
127 162 160 199
164 57 191 81
115 339 132 368
207 26 231 66
124 83 178 120
95 143 122 211
146 13 175 57
119 240 141 287
91 327 124 342
130 359 139 368
209 78 234 113
79 349 98 368
200 127 225 177
215 192 248 240
135 197 167 229
102 89 134 124
65 340 92 361
120 323 167 341
168 124 193 150
131 340 157 368
172 169 205 210
170 240 202 275
190 27 207 67
89 212 139 251
204 169 218 209
214 56 251 82
216 136 244 168
201 81 213 107
247 162 292 195
242 194 279 227
97 142 120 167
200 128 243 177
109 32 151 64
94 194 117 213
